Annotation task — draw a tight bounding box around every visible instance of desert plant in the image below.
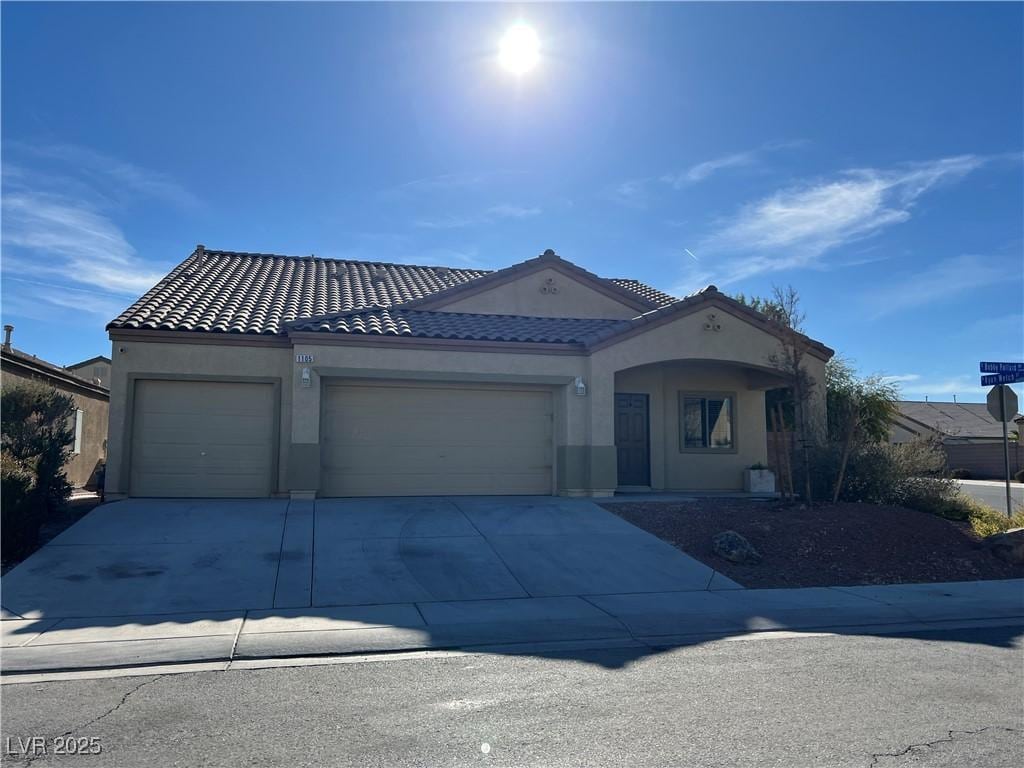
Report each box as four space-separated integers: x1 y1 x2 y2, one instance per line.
949 468 973 480
1 382 75 561
825 357 899 502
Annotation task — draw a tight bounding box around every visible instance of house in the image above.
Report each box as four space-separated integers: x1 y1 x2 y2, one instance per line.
891 399 1024 479
66 355 112 388
1 326 110 490
103 246 833 499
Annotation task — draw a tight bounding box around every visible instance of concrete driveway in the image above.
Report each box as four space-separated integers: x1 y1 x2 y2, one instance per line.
1 496 733 620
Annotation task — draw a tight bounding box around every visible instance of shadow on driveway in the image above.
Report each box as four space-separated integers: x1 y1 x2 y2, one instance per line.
1 497 1022 673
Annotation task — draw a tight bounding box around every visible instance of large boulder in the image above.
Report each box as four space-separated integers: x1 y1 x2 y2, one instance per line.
984 527 1024 565
712 530 762 564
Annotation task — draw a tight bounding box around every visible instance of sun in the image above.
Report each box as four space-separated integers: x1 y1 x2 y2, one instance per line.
498 23 540 75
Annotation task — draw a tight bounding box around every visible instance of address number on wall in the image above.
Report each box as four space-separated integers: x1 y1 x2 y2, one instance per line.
295 354 314 363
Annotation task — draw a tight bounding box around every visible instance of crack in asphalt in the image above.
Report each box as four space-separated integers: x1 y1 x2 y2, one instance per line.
9 676 162 767
868 726 1020 766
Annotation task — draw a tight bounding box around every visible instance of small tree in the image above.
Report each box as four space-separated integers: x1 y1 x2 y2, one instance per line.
735 286 818 503
1 382 75 560
826 358 899 502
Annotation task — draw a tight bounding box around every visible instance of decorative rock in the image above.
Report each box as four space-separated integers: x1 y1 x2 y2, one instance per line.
712 530 762 564
984 527 1024 566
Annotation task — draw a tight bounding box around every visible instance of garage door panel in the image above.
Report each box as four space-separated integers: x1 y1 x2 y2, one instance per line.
131 380 275 498
322 383 553 497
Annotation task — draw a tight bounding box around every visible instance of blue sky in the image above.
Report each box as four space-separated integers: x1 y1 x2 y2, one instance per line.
2 1 1022 401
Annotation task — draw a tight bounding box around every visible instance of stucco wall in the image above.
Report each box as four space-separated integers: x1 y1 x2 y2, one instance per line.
105 340 293 497
437 267 639 319
616 362 767 491
107 300 828 498
67 360 112 388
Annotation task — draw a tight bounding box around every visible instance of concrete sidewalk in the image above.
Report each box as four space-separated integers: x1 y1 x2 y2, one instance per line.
3 579 1021 675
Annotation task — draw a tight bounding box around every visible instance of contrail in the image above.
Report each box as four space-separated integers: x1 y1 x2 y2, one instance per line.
684 248 699 262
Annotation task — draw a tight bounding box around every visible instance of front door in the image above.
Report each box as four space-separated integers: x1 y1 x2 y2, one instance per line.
615 393 650 486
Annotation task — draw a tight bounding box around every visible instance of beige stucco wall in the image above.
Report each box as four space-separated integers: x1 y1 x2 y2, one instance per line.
106 300 828 498
67 359 112 388
616 362 768 491
105 340 293 497
437 267 639 319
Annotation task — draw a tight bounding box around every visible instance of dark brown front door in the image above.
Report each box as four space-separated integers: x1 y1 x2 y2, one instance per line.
615 393 650 486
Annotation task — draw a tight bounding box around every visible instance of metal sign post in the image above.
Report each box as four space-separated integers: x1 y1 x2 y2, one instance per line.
981 363 1023 518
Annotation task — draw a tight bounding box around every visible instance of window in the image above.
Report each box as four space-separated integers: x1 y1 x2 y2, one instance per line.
73 409 83 455
680 394 734 451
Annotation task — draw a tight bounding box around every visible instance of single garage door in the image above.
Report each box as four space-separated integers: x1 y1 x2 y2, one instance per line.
322 382 553 496
130 380 275 497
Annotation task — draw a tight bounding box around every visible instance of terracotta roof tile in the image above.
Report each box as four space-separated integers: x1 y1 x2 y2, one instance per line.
108 249 675 335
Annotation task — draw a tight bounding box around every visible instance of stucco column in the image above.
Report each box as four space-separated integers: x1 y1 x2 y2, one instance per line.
287 354 321 499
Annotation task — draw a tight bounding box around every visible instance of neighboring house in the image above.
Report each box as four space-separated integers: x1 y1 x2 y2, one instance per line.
1 326 110 490
66 355 112 388
104 246 833 499
890 400 1024 479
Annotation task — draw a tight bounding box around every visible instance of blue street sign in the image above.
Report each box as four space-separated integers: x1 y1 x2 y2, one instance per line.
980 361 1024 373
981 372 1024 386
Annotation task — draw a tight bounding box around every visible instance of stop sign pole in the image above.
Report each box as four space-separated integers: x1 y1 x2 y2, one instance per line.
981 363 1023 518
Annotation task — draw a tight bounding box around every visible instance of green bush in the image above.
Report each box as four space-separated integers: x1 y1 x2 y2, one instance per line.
960 498 1024 538
805 437 953 507
1 382 75 562
1 450 38 561
950 468 972 480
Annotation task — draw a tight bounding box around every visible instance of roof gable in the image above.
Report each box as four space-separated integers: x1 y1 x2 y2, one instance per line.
402 249 659 317
107 247 673 335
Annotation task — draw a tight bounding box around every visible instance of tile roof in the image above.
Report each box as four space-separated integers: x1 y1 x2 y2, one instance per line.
109 249 675 336
896 400 1023 440
607 279 677 307
288 308 627 345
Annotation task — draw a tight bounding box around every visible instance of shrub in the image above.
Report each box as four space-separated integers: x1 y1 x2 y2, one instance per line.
962 499 1024 538
1 451 38 561
1 382 75 562
805 437 953 508
950 468 972 480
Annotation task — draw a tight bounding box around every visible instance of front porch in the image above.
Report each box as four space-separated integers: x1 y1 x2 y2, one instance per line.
610 360 788 493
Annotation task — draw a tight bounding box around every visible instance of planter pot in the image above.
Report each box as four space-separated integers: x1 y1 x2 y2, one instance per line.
743 469 776 493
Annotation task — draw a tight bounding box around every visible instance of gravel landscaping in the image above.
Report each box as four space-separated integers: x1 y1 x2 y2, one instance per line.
601 499 1024 588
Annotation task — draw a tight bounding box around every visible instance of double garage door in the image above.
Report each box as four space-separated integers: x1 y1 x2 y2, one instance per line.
129 379 553 497
322 383 554 496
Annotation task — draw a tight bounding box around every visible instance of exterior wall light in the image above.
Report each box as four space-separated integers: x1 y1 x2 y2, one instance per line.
574 376 586 396
301 367 312 388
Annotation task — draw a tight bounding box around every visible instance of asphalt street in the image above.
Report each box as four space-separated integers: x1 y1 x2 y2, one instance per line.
2 625 1022 767
955 480 1024 513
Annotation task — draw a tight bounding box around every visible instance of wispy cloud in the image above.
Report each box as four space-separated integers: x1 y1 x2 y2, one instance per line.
1 143 192 323
884 373 992 401
700 154 993 283
611 140 805 206
860 253 1005 318
661 150 761 189
414 203 541 229
7 142 200 209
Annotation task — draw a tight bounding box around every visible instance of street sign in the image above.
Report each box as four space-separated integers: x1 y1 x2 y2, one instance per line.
980 362 1024 373
986 385 1018 422
981 372 1024 386
986 384 1020 519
